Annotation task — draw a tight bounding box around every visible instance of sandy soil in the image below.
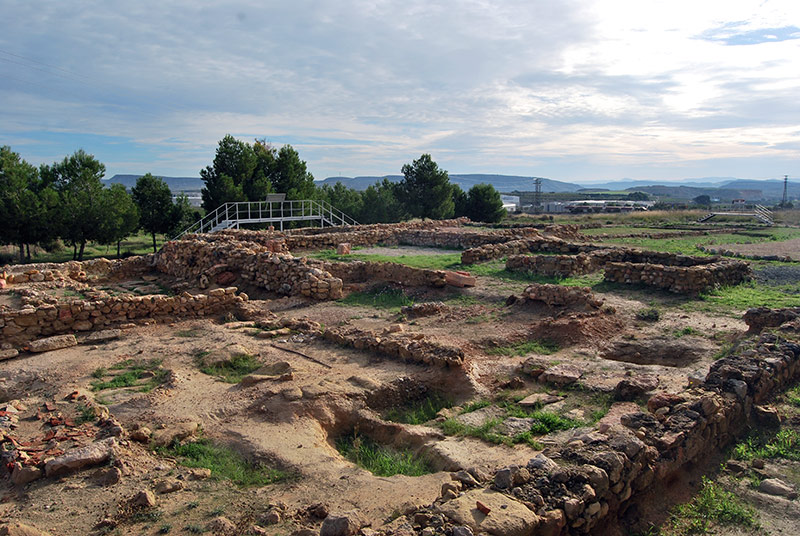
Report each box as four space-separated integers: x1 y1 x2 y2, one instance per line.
715 237 800 260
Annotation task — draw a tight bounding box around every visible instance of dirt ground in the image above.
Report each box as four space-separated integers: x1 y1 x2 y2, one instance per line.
715 237 800 260
3 231 798 536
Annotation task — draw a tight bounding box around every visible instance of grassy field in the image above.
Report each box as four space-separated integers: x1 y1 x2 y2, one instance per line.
0 231 168 264
598 227 800 256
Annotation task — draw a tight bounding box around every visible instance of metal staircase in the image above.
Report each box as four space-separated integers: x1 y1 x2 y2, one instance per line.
175 197 359 239
695 204 774 226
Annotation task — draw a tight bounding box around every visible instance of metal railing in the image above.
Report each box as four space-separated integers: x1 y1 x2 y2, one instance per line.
175 198 359 239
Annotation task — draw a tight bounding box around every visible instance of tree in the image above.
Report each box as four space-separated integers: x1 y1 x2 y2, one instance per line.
169 193 198 237
42 149 106 260
97 184 139 258
452 184 468 217
627 191 649 201
399 154 454 219
200 135 251 211
360 179 404 223
693 194 711 206
465 183 506 223
132 173 177 252
319 182 364 221
272 145 316 200
0 146 51 262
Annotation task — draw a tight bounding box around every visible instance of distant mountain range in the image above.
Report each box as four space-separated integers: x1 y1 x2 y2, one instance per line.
107 173 798 202
318 174 581 193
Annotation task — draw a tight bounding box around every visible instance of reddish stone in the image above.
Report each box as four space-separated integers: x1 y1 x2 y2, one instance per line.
215 271 237 285
446 271 477 288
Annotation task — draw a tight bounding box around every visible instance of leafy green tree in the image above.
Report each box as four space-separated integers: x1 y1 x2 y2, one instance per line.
693 194 711 206
169 193 198 237
452 184 468 217
319 182 364 221
465 183 506 223
41 149 107 260
360 179 404 224
399 154 454 219
272 145 316 200
97 184 139 258
627 191 649 201
200 135 252 211
245 139 276 200
132 173 177 252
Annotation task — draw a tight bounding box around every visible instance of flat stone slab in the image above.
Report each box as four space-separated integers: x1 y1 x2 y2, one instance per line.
436 488 540 536
83 329 123 343
759 478 798 499
0 349 19 361
28 334 77 353
455 406 505 428
45 437 116 477
540 364 581 385
518 393 564 407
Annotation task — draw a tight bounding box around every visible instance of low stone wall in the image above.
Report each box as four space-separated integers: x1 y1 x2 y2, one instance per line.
506 253 597 277
2 256 152 284
1 288 244 348
698 244 796 263
403 317 800 535
743 306 800 333
321 326 464 368
519 283 603 309
603 258 751 294
461 237 598 265
155 236 343 300
323 261 447 288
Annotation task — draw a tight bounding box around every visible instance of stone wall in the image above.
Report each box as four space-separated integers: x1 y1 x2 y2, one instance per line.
461 238 598 265
518 283 603 309
155 236 343 300
323 261 447 288
2 256 152 284
506 253 597 277
603 258 751 294
1 288 244 348
406 317 800 535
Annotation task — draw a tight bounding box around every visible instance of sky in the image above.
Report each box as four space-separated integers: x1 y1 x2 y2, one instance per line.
1 0 799 184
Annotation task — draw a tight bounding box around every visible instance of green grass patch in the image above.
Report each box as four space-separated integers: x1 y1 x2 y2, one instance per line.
383 393 452 425
787 385 800 407
673 327 698 338
90 359 169 392
666 477 758 535
487 340 559 356
336 433 432 476
700 281 800 310
198 353 261 383
460 399 492 414
732 429 800 461
339 285 414 310
157 438 288 487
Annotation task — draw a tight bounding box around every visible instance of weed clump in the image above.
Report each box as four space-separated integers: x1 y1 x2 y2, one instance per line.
336 433 431 476
196 353 261 383
383 393 452 425
157 439 288 487
635 307 660 322
666 477 758 535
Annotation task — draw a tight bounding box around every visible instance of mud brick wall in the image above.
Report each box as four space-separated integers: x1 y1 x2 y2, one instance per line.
155 237 343 300
2 256 152 284
506 253 598 277
602 258 751 294
1 288 243 348
431 326 800 535
323 261 447 288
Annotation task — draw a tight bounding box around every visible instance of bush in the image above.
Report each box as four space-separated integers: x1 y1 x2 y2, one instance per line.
635 307 660 322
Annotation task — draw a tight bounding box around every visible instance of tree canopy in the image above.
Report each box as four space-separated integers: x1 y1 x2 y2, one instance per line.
465 183 506 223
399 154 455 220
132 173 178 252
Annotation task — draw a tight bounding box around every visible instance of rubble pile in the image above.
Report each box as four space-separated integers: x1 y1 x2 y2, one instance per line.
1 288 244 347
155 236 343 300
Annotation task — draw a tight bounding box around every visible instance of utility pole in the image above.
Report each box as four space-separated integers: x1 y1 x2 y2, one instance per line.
782 175 789 207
